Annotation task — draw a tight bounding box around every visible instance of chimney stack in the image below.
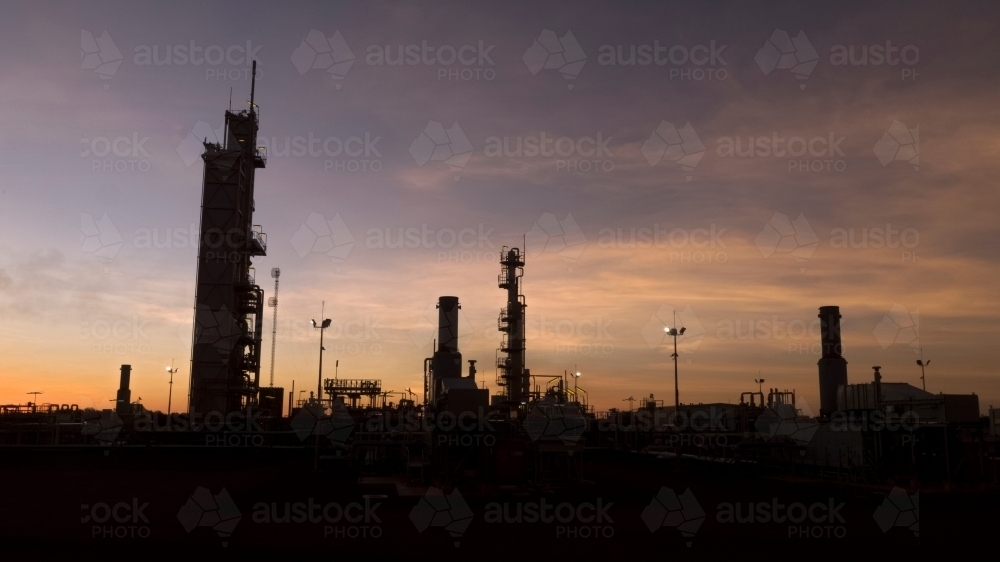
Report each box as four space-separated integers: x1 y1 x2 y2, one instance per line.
116 364 132 416
817 306 848 417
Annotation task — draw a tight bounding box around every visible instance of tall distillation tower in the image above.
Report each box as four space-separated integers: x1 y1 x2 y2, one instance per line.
496 247 529 417
189 63 268 416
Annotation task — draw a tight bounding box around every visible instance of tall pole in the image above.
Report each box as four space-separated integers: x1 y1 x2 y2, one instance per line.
269 268 281 387
317 301 325 403
672 336 679 412
167 360 180 415
917 349 929 391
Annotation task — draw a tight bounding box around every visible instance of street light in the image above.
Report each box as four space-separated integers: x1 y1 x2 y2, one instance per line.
166 360 181 414
754 378 765 394
664 322 686 412
916 354 930 391
312 301 332 405
574 371 581 403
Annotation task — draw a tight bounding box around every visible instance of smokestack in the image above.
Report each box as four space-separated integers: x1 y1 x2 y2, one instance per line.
429 297 464 406
116 365 131 416
437 296 460 352
817 306 848 417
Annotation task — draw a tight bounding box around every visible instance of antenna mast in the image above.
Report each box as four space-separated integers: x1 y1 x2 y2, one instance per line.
268 267 281 387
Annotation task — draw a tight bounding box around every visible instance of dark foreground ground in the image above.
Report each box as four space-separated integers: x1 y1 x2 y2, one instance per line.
0 447 992 560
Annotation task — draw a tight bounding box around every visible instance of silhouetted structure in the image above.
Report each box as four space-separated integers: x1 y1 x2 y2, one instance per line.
818 305 848 417
189 62 268 416
495 247 529 417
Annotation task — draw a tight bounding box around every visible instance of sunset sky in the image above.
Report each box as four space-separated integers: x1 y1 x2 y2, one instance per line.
0 0 997 414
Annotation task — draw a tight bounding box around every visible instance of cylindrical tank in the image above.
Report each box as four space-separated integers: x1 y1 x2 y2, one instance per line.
817 306 847 417
437 296 460 352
